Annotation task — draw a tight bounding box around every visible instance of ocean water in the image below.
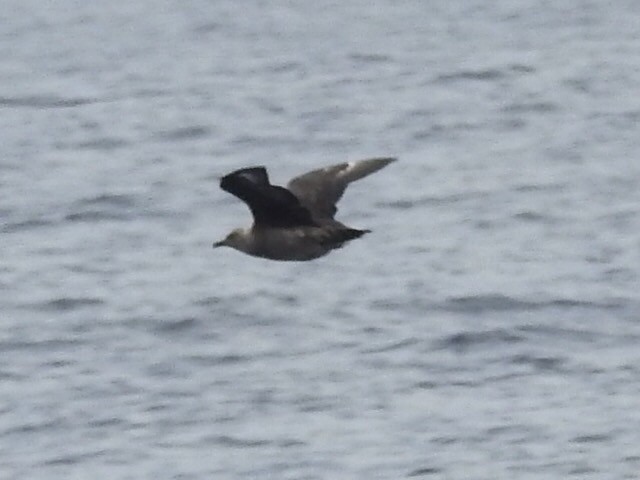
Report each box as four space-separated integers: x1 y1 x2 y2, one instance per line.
2 1 640 479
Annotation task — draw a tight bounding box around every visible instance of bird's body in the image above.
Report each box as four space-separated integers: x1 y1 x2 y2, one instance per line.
225 224 367 261
214 157 396 261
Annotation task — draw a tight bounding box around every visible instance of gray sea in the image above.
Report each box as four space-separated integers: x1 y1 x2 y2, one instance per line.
2 1 640 479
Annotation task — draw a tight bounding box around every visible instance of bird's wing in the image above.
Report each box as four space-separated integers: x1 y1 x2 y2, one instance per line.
287 157 396 219
220 166 317 227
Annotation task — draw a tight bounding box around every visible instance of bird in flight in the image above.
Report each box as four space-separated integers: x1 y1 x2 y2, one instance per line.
214 157 396 261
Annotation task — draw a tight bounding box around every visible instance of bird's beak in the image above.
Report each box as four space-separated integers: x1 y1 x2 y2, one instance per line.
213 240 226 248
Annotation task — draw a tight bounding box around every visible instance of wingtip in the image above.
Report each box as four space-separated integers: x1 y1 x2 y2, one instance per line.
341 157 397 183
368 156 397 162
354 157 398 169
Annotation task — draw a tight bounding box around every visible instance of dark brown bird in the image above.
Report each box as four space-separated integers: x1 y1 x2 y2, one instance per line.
214 157 396 261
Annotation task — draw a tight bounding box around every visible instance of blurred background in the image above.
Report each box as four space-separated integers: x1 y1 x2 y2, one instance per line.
1 1 639 478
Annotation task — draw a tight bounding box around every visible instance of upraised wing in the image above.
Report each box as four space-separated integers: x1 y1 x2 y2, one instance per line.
287 157 396 219
220 166 317 228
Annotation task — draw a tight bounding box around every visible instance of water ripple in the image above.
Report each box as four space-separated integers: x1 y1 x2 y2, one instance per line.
439 295 621 314
64 193 138 222
38 297 104 312
2 218 54 233
436 329 523 352
0 95 96 108
407 466 442 477
154 125 211 142
153 317 199 334
75 137 130 151
435 68 506 82
0 338 83 352
510 354 565 372
348 52 392 64
209 435 271 448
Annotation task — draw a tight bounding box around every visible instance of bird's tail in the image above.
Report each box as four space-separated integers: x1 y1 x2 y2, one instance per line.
316 227 370 247
342 228 370 240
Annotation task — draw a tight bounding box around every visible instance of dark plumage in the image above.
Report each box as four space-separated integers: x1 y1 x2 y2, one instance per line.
220 167 317 228
214 157 396 261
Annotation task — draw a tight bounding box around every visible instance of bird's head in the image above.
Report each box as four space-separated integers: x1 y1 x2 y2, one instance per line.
213 228 252 253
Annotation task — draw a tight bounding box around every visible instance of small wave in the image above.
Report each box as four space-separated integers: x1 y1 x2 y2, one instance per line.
39 297 104 312
510 64 536 74
361 338 419 354
513 182 567 193
0 95 95 109
42 449 104 467
437 329 523 352
0 338 83 352
513 211 546 222
510 354 565 371
546 298 614 309
440 295 620 314
378 199 415 210
4 418 65 436
265 60 305 74
411 121 479 141
2 218 54 233
229 133 285 147
501 101 558 114
153 317 199 333
516 324 628 348
572 433 610 444
187 353 247 366
408 466 442 477
81 194 137 208
75 137 129 151
435 64 534 84
209 435 270 448
348 52 392 64
436 68 505 82
65 193 138 223
193 21 222 35
65 211 130 222
87 417 124 428
154 125 211 142
377 190 489 210
443 295 539 313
